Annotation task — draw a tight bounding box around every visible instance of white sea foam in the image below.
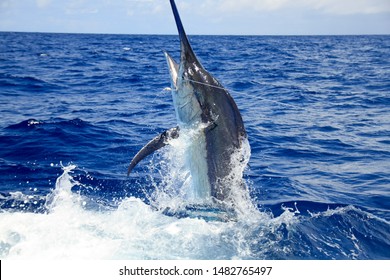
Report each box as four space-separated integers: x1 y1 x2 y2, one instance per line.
145 126 258 220
0 142 375 259
0 161 297 259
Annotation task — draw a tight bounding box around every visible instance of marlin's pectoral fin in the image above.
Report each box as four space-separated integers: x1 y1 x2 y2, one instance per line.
127 127 180 176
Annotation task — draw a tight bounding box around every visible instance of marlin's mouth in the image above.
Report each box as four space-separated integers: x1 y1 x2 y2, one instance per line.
164 51 179 89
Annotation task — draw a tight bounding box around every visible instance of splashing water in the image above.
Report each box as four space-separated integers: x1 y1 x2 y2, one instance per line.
143 126 258 221
0 158 296 260
1 161 388 259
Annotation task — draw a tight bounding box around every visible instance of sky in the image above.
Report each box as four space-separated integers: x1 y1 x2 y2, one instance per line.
0 0 389 35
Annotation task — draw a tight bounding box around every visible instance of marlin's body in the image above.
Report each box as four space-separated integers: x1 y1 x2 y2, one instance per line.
128 0 247 204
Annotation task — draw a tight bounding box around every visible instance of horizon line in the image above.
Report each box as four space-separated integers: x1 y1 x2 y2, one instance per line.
1 30 389 37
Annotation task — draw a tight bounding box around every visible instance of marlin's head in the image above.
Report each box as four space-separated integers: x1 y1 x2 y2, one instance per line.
164 0 219 127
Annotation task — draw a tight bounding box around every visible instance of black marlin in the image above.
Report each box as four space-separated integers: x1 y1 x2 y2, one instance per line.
128 0 248 205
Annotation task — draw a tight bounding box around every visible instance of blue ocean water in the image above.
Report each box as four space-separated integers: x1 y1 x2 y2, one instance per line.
0 32 389 259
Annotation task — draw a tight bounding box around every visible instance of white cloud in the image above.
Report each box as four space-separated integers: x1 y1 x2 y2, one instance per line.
221 0 290 12
124 0 166 16
308 0 390 15
64 0 100 15
200 0 390 15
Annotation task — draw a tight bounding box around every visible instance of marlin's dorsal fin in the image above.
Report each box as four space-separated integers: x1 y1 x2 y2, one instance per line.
127 127 179 175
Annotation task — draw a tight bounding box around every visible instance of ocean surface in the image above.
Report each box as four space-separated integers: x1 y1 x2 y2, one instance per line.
0 32 389 260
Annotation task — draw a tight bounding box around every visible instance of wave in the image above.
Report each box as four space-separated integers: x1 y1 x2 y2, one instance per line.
0 73 64 93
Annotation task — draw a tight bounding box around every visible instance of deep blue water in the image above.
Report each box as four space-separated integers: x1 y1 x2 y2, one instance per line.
0 32 389 259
